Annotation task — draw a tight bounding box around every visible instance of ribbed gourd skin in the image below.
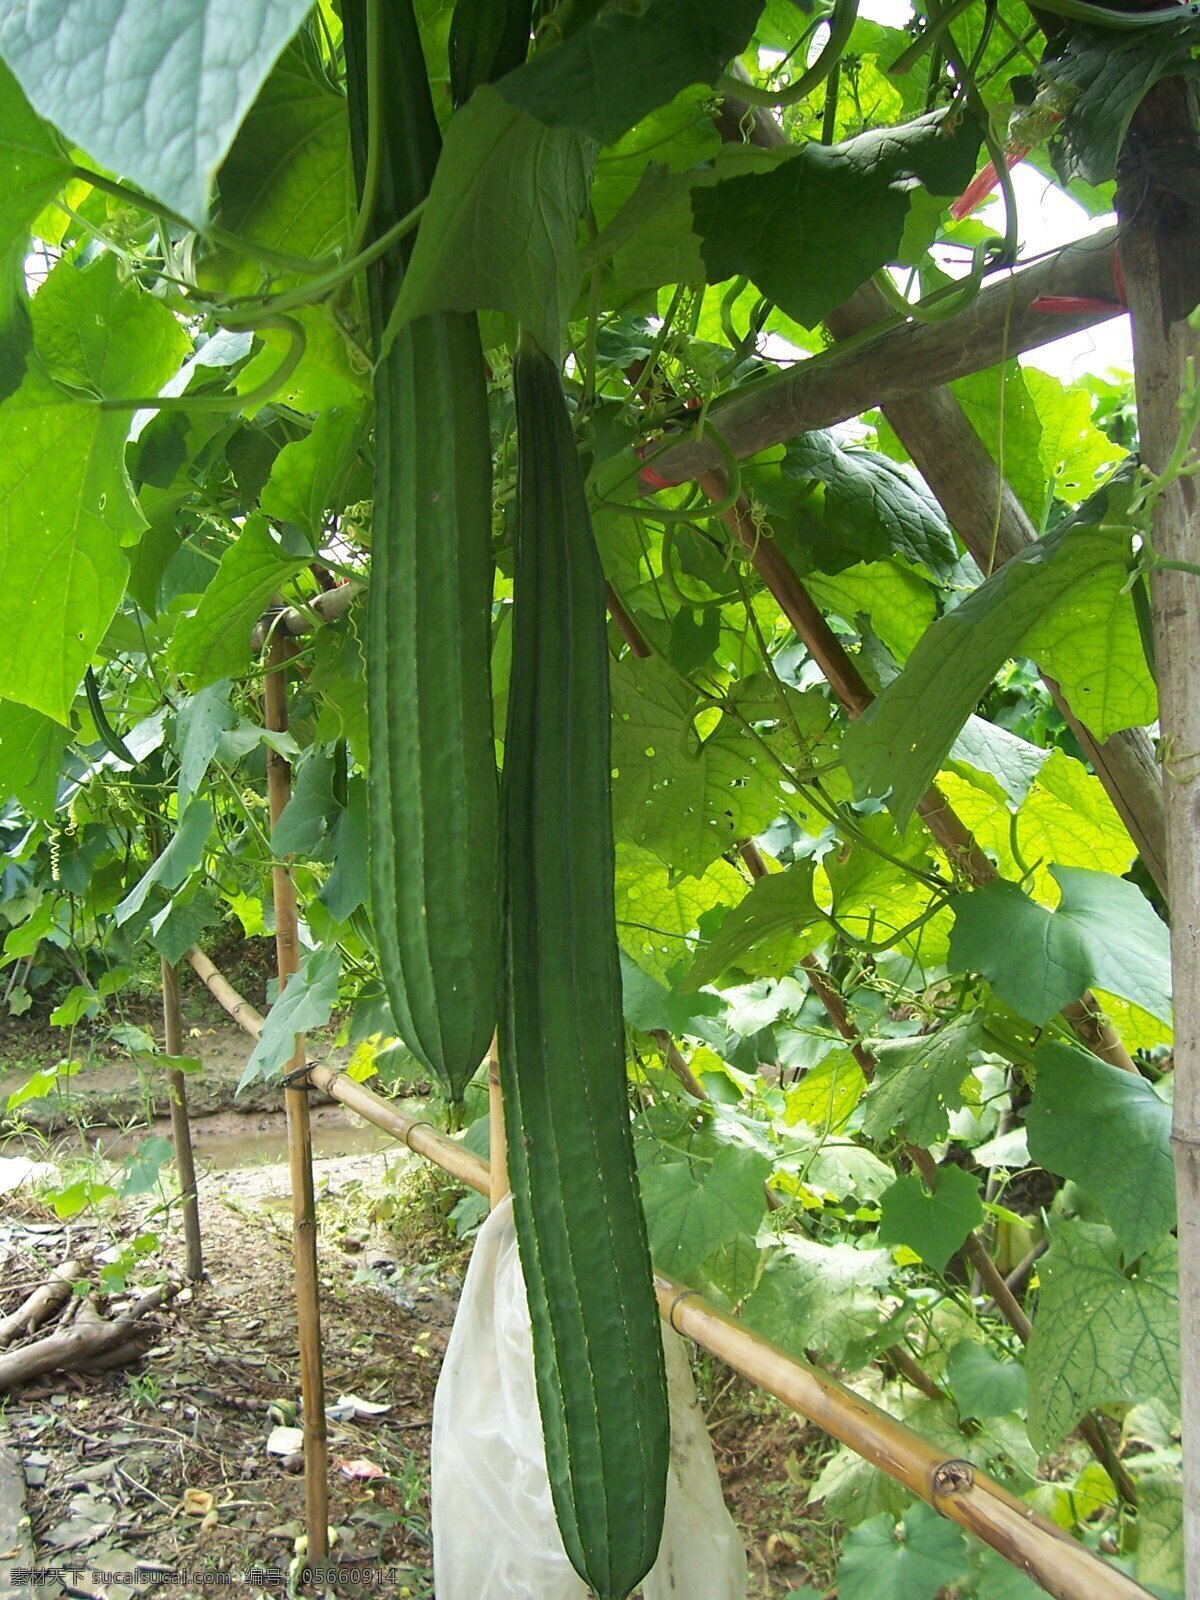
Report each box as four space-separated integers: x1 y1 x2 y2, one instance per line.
448 0 533 106
344 0 500 1101
502 338 670 1600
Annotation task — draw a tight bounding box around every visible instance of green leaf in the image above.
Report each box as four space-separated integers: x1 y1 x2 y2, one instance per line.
0 56 70 250
692 113 982 326
174 681 234 805
0 0 317 226
783 1050 867 1134
169 518 308 687
496 0 760 145
210 40 352 269
804 559 936 663
842 505 1154 827
620 950 719 1036
114 797 213 925
682 863 824 991
1024 367 1126 507
742 1235 895 1367
1025 1222 1179 1451
241 945 341 1087
319 775 369 923
0 256 188 722
838 1505 969 1600
945 1339 1028 1420
383 85 592 360
950 362 1045 526
782 433 958 582
862 1012 983 1147
119 1134 175 1198
7 1058 80 1112
641 1145 770 1281
939 747 1135 907
1027 1039 1175 1262
270 747 336 858
948 865 1172 1028
1045 25 1200 187
615 840 745 981
877 1167 984 1276
148 886 220 966
947 716 1048 808
0 698 68 819
1135 1473 1184 1596
259 407 364 545
610 656 782 875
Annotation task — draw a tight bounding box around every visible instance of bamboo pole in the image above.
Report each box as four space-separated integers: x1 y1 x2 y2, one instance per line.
263 632 328 1564
187 948 1150 1600
825 283 1168 902
650 230 1123 484
707 477 1139 1075
160 957 203 1283
487 1038 509 1209
1117 78 1200 1598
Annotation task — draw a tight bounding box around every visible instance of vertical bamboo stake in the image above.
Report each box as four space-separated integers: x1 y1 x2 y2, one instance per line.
264 630 329 1564
160 956 203 1282
1118 79 1200 1598
487 1036 509 1208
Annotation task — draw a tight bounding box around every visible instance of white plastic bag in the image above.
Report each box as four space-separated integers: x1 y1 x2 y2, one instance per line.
431 1195 747 1599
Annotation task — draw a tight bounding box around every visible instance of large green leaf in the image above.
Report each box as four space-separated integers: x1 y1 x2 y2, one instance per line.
383 85 592 360
1025 1222 1179 1451
877 1167 984 1276
838 1505 969 1600
497 0 760 145
692 112 982 326
259 408 364 545
682 862 824 991
610 656 782 876
782 433 958 582
843 501 1155 827
1027 1040 1175 1262
948 865 1171 1028
945 1339 1028 1420
114 797 214 925
946 716 1048 808
241 945 341 1086
0 698 68 819
173 681 235 805
209 40 352 269
0 0 316 226
861 1012 983 1147
0 57 70 250
742 1235 895 1367
169 518 308 687
641 1145 769 1281
319 775 369 924
1044 25 1200 186
615 841 744 981
0 256 188 722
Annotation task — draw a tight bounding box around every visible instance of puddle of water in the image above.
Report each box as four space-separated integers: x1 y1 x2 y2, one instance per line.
9 1100 431 1173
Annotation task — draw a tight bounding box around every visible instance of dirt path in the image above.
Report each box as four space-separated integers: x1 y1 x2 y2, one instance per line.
0 1143 828 1598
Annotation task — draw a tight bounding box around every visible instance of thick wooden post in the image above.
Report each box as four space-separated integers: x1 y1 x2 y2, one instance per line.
160 957 203 1282
1118 79 1200 1598
264 630 329 1564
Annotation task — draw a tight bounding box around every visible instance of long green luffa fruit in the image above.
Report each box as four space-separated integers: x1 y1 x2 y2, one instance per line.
502 336 670 1598
344 0 499 1101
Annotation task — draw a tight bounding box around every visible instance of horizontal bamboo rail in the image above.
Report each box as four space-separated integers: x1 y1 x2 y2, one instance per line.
183 945 1149 1600
651 228 1122 483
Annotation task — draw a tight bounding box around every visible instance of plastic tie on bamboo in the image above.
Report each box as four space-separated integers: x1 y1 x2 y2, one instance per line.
431 1195 748 1598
